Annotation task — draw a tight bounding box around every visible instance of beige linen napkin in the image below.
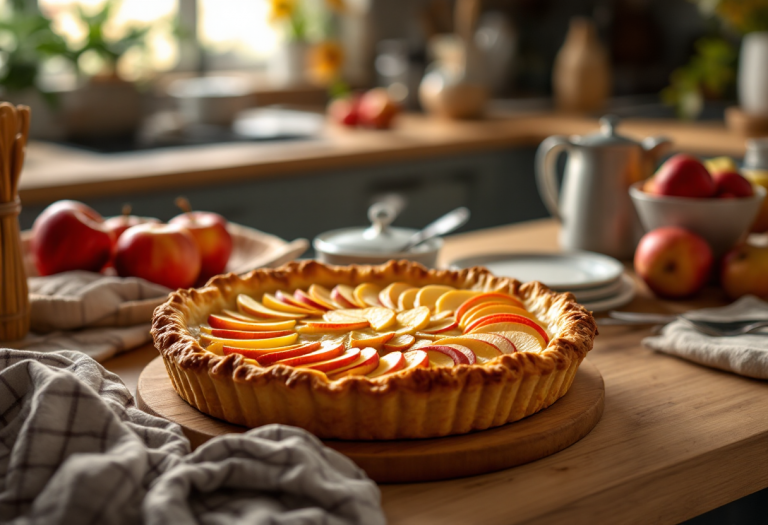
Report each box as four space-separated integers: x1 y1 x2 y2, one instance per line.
643 295 768 380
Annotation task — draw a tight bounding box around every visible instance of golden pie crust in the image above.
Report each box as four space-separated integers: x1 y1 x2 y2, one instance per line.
151 260 598 440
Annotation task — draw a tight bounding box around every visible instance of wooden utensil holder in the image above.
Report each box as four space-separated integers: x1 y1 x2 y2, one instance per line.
0 197 29 340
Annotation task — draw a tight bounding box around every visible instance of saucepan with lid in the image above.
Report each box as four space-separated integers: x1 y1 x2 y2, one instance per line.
313 201 469 267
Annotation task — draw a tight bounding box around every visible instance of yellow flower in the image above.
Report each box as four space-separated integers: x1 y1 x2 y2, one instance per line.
325 0 346 12
270 0 295 22
308 41 345 85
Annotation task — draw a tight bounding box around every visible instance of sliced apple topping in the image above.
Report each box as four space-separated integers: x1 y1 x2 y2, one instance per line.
297 348 361 372
298 320 370 334
422 318 459 334
431 310 455 321
403 349 429 369
383 334 415 352
463 333 516 354
465 314 549 344
497 330 545 353
397 288 418 310
367 351 407 378
264 293 323 316
201 332 299 349
349 331 395 349
459 303 537 329
379 282 416 309
308 284 342 310
273 290 325 315
225 342 320 361
421 344 476 366
331 284 363 308
328 347 380 379
470 322 546 350
273 340 346 367
455 292 525 321
200 327 295 339
208 314 297 331
414 285 455 310
238 294 306 320
221 309 259 322
435 290 482 313
292 289 331 312
429 336 502 363
364 307 396 330
354 283 383 307
205 342 224 355
394 306 431 334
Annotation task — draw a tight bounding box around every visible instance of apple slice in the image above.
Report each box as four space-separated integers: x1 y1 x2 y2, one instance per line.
274 290 325 315
293 289 331 311
264 292 323 316
379 282 416 309
456 292 525 321
354 283 383 307
205 342 224 355
414 285 455 310
225 342 321 361
364 307 396 331
274 339 346 367
297 348 361 372
459 302 536 328
297 320 370 334
464 332 516 354
431 310 455 321
421 344 476 366
465 314 549 344
497 330 545 353
323 308 367 322
394 306 431 335
331 284 363 308
412 339 436 350
237 294 306 320
383 333 415 352
435 290 483 313
200 332 298 349
470 322 546 350
200 327 295 339
422 318 459 334
367 351 407 378
308 284 342 310
208 314 297 331
429 336 502 363
350 331 395 348
403 349 429 369
222 309 259 322
398 288 418 310
328 348 380 379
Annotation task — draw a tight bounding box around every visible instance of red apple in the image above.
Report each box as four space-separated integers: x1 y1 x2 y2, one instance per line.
634 227 713 298
721 242 768 300
169 197 233 284
32 200 114 276
103 205 161 242
357 88 399 129
114 223 201 289
712 171 755 199
653 154 716 198
327 94 361 127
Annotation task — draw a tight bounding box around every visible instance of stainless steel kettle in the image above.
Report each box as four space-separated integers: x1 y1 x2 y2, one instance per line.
535 115 670 260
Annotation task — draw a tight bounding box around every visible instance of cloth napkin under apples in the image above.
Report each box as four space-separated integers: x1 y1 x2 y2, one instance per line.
643 295 768 380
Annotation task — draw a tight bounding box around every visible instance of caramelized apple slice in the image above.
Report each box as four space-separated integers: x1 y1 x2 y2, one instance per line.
225 342 320 361
435 290 482 313
455 292 525 321
421 344 476 366
460 303 537 329
274 290 325 315
297 320 370 334
414 285 455 310
397 288 418 310
349 331 395 348
429 336 502 363
274 340 346 367
263 293 322 315
394 306 431 335
367 351 406 378
496 330 543 353
354 283 383 307
293 289 331 311
382 334 415 352
201 332 298 349
403 349 429 369
308 284 342 310
200 327 295 339
332 284 364 308
208 314 297 331
465 314 549 344
327 348 380 379
296 348 361 372
470 322 546 350
379 282 416 309
463 332 516 354
237 294 306 320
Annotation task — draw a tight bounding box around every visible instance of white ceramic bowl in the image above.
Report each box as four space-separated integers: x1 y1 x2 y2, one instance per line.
629 182 767 257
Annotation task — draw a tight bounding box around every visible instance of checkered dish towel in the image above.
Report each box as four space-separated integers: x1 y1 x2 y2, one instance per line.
643 295 768 380
0 349 385 525
7 272 172 362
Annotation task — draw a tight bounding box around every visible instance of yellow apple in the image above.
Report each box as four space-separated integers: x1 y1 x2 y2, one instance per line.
721 242 768 300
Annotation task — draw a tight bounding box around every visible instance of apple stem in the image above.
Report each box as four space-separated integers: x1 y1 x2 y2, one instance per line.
122 204 132 217
175 196 192 214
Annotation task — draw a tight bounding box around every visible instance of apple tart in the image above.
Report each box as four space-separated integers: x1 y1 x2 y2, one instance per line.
151 260 597 440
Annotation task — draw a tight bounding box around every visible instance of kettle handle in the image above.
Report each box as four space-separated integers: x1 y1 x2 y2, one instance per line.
535 135 571 221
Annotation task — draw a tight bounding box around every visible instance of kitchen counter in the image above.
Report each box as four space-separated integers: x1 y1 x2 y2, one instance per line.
104 218 768 524
19 112 748 206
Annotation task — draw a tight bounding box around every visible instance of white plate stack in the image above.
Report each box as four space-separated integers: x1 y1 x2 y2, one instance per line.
449 251 635 313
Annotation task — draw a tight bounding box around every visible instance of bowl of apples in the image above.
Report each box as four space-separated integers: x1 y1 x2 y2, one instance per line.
630 154 766 257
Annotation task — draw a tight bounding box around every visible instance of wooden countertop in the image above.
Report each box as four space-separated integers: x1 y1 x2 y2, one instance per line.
104 218 768 524
19 112 748 205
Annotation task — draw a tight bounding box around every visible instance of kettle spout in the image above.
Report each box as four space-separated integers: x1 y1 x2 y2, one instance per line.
642 136 672 160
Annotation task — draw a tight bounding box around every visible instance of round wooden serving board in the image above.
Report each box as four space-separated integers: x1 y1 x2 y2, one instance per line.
137 356 604 483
